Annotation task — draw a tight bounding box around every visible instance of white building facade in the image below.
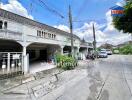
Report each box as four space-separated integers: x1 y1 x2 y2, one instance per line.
0 9 93 75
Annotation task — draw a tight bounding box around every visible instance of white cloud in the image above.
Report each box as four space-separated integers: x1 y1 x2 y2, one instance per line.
116 1 125 7
103 9 131 45
54 25 70 33
1 0 33 19
74 22 107 43
53 1 131 46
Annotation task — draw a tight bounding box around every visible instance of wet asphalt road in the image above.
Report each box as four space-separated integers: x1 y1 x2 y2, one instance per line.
55 55 132 100
88 55 132 100
96 55 132 100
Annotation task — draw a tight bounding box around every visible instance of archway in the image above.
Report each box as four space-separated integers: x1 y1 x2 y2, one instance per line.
27 43 60 73
0 39 23 76
0 39 22 52
63 46 71 54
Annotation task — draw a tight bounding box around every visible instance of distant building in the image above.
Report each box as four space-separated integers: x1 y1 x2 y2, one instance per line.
99 43 114 49
116 41 132 48
0 9 93 75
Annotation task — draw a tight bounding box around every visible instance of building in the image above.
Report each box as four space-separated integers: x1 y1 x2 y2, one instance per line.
0 9 93 75
116 41 132 48
99 43 114 49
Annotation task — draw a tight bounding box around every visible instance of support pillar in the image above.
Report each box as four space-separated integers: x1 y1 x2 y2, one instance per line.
60 46 64 55
7 53 10 72
23 46 29 74
74 47 80 60
77 47 80 54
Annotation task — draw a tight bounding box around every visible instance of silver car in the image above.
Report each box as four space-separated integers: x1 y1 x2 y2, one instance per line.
98 51 108 58
106 49 112 55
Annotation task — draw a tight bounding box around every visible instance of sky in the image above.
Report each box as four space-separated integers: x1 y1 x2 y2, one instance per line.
1 0 131 46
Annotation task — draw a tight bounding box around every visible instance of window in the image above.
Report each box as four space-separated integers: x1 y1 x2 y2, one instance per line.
39 31 41 37
37 30 39 36
0 21 3 29
54 35 56 39
49 34 51 38
42 31 44 37
52 34 54 38
4 21 7 29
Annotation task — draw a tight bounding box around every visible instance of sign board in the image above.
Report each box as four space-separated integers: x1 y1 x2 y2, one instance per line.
13 54 20 59
110 5 124 17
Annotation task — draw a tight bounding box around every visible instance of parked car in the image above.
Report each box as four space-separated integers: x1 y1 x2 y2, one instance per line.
98 51 108 58
106 49 112 55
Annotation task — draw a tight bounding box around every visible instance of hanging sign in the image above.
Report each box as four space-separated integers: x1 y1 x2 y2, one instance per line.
110 5 124 17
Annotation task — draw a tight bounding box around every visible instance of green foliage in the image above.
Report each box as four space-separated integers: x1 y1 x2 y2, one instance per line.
112 48 120 54
119 44 132 54
113 1 132 34
97 48 101 51
55 54 78 70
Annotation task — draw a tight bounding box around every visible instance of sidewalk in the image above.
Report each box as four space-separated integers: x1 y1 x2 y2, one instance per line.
30 62 56 74
0 60 92 100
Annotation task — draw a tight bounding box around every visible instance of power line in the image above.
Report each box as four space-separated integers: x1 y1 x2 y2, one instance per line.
38 0 64 18
27 0 65 19
72 18 106 23
73 0 89 22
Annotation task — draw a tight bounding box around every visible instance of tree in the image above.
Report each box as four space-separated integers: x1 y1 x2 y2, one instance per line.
119 44 132 54
113 1 132 34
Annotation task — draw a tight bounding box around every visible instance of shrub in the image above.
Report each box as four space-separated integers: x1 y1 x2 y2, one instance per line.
55 54 78 70
119 44 132 55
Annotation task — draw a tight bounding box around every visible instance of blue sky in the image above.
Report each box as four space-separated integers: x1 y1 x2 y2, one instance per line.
1 0 121 27
1 0 131 45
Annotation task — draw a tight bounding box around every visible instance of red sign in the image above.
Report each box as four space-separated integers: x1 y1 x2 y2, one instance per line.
111 10 124 15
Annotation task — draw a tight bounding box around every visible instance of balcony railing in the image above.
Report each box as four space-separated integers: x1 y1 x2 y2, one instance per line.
80 42 93 47
0 29 23 41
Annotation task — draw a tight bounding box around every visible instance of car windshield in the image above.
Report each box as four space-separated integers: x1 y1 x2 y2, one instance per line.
100 51 106 53
106 50 111 51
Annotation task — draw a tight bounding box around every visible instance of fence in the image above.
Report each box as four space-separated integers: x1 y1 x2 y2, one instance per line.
0 52 24 79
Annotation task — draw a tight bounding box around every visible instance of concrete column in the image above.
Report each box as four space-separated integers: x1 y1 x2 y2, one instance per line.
60 46 64 55
2 21 4 29
23 46 26 56
77 47 80 54
76 47 80 59
23 46 29 74
7 53 10 72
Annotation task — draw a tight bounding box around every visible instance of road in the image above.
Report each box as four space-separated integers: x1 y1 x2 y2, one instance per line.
43 55 132 100
0 55 132 100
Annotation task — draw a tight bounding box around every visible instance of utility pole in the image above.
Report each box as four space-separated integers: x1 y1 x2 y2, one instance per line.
93 23 96 53
29 3 33 15
69 5 74 57
0 0 1 9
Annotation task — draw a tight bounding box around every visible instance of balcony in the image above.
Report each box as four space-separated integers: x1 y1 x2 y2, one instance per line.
80 42 93 48
0 29 23 41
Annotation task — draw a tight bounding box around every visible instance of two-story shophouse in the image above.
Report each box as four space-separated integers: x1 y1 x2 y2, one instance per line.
0 9 93 76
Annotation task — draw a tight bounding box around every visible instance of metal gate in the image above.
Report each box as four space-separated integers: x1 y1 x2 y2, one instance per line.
0 52 23 79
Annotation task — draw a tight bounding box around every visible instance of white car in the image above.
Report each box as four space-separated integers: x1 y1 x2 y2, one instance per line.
98 51 108 58
106 49 112 55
